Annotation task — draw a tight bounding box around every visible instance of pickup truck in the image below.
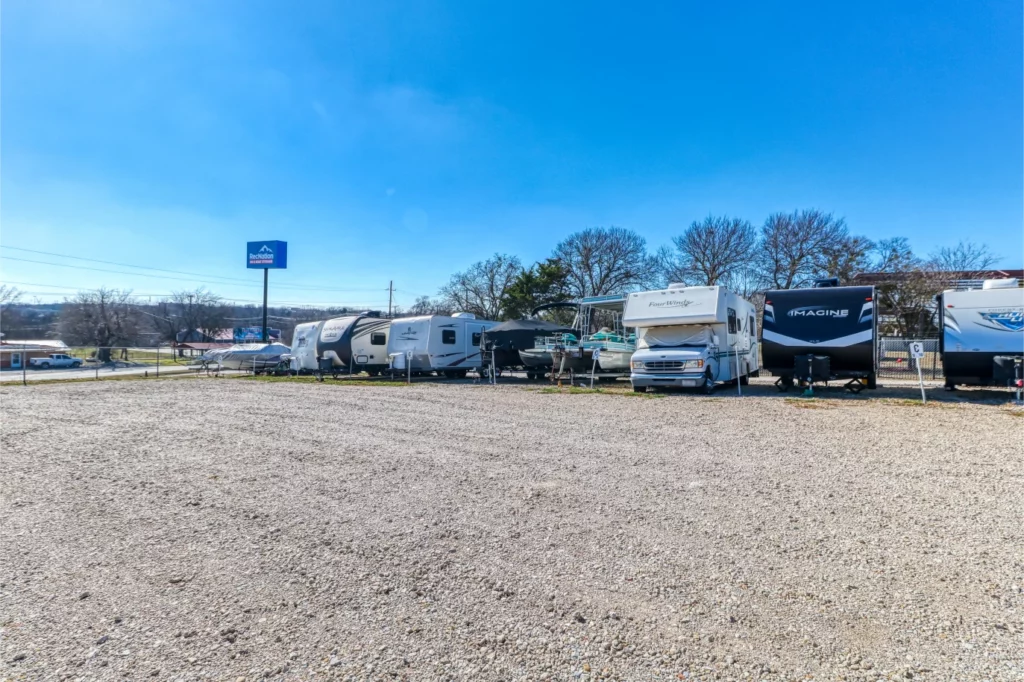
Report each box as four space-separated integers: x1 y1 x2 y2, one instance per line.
29 353 83 369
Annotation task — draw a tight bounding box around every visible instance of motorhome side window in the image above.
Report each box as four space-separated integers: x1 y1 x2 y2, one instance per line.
727 308 738 334
370 332 386 346
748 315 755 335
471 332 481 346
442 330 456 344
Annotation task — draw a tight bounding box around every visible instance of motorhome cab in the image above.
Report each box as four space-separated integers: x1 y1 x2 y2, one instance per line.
623 285 759 393
938 278 1024 390
386 313 497 378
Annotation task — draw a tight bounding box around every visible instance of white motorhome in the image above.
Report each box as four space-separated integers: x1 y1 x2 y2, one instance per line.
938 279 1024 389
386 313 497 378
623 285 759 393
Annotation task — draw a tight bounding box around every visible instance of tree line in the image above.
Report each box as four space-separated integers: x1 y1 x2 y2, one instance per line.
410 209 1001 336
0 208 1004 350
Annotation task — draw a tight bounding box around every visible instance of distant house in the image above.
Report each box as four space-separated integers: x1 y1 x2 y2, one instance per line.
0 340 70 370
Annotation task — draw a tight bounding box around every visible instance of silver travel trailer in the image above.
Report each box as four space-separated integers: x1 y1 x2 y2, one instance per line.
938 279 1024 390
623 285 759 393
387 313 498 378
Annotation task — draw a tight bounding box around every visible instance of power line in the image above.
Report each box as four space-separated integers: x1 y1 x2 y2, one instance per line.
0 245 391 292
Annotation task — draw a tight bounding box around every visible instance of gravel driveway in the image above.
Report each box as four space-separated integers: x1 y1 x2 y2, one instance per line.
2 379 1022 681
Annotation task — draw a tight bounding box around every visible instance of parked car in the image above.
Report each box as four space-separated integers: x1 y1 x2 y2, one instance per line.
29 353 83 369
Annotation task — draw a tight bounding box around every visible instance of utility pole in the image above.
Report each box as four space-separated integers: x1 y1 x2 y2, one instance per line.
262 269 269 343
388 281 393 318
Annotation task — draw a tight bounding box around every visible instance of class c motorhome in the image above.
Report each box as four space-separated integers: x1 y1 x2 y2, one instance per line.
386 313 498 378
938 279 1024 390
623 285 759 393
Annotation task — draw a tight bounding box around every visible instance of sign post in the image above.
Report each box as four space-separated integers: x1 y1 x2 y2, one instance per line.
246 241 288 343
909 341 926 404
590 348 600 389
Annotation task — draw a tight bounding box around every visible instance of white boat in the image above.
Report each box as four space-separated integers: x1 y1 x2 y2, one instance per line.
200 342 292 371
577 294 635 372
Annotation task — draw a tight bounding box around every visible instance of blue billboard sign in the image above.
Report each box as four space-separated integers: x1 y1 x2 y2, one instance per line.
246 240 288 269
234 326 281 343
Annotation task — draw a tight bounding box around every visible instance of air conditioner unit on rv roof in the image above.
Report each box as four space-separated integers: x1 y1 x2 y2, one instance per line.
451 312 477 319
982 279 1019 290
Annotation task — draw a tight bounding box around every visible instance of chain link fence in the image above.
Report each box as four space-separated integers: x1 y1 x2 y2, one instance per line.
0 346 232 385
5 338 952 384
878 336 942 380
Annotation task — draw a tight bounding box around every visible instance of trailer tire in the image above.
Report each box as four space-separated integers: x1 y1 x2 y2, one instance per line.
866 373 877 389
632 385 646 393
739 373 749 386
455 370 468 379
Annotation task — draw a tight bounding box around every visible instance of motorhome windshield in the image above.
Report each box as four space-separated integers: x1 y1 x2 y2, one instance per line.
637 325 713 349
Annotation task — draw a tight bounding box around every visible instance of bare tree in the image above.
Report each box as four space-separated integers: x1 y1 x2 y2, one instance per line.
818 234 876 285
929 240 1000 280
151 288 229 346
0 285 22 307
659 215 756 290
408 296 453 316
59 288 142 362
756 209 853 288
872 237 943 337
438 254 523 319
554 227 656 298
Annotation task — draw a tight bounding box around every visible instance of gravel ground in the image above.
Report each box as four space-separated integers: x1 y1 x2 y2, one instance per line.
2 378 1022 682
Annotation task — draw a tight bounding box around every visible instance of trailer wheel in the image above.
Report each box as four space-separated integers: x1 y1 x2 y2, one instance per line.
632 385 646 393
702 368 715 395
739 373 749 386
455 370 468 379
866 373 877 390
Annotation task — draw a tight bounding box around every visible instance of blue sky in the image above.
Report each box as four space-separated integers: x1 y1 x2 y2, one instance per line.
2 0 1021 309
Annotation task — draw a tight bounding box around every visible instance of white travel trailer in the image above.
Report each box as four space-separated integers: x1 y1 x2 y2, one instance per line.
938 279 1024 390
290 320 325 372
623 285 759 393
386 313 498 378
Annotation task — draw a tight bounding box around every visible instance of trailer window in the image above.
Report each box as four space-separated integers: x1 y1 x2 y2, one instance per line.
442 330 456 344
748 315 755 335
370 332 386 346
727 308 738 334
471 332 482 346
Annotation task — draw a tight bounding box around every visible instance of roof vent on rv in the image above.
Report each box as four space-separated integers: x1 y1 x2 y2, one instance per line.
982 278 1019 290
451 312 477 319
813 278 840 288
667 282 687 289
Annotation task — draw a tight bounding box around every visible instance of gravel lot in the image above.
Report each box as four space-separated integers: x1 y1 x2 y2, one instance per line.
2 378 1022 682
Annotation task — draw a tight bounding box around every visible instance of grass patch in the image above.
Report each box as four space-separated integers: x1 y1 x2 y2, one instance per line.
784 398 834 409
1001 409 1024 418
878 398 944 408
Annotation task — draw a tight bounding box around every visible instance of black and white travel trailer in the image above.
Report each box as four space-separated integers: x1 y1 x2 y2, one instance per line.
760 282 877 391
623 285 759 393
938 279 1024 390
387 313 498 378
